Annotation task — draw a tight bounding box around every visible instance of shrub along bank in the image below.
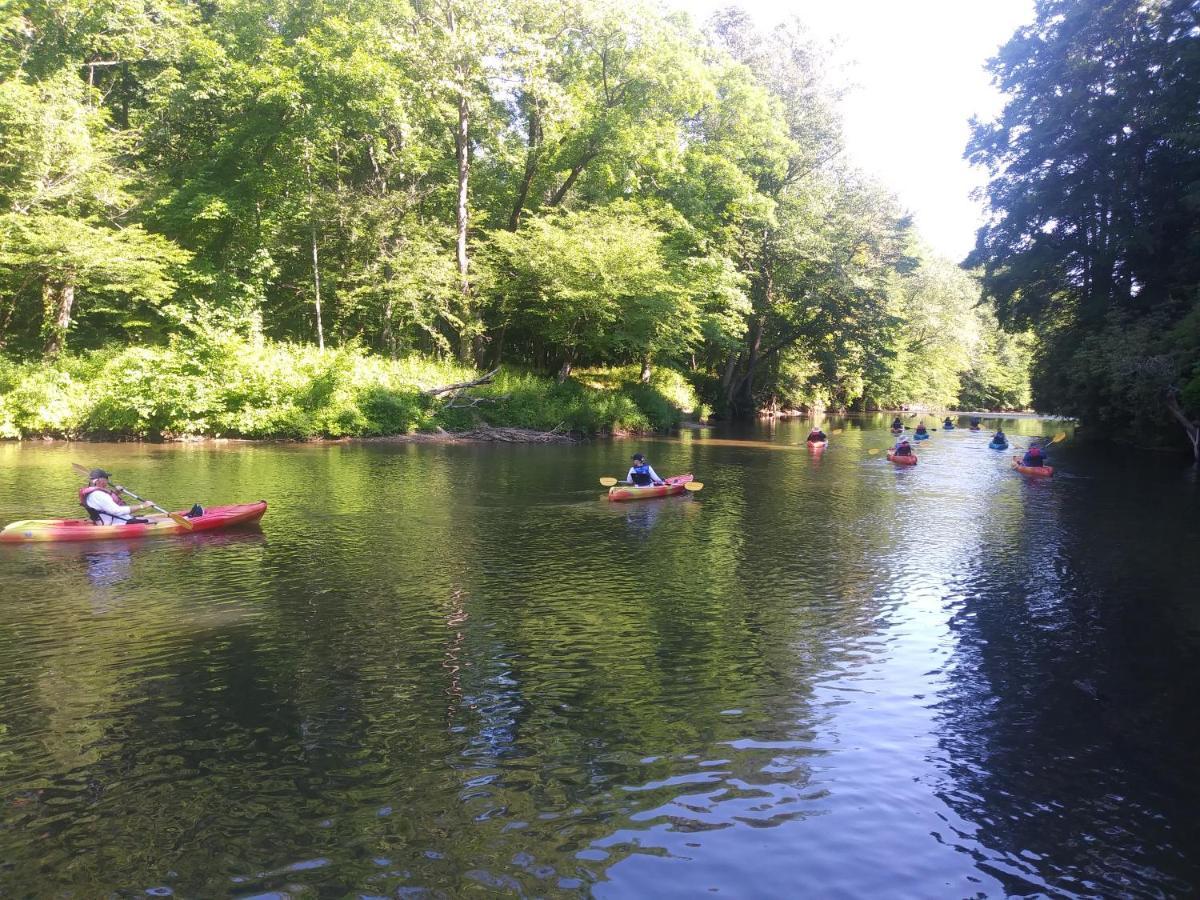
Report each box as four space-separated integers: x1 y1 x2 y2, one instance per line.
0 338 697 440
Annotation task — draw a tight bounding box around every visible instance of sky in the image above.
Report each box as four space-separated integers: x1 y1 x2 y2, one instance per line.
671 0 1036 261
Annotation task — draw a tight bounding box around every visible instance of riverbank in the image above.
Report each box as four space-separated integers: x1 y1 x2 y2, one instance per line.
0 338 699 441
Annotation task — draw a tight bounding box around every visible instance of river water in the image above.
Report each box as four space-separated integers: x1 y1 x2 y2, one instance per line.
1 416 1198 896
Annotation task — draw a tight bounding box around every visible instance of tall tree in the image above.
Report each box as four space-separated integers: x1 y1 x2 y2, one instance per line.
968 0 1200 454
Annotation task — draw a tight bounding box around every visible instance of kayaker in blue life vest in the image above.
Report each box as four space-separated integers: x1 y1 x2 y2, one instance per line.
626 453 665 487
79 469 153 525
891 416 903 430
943 416 955 428
1022 442 1047 467
991 429 1008 445
914 422 928 436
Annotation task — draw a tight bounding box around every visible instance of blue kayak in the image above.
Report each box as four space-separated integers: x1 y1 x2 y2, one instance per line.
989 441 1009 450
914 432 930 440
943 425 956 431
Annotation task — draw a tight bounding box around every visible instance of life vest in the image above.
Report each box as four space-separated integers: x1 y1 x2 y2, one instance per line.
79 485 125 523
630 463 653 486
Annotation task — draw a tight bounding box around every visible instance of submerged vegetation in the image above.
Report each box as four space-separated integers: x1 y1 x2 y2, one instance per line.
0 0 1031 439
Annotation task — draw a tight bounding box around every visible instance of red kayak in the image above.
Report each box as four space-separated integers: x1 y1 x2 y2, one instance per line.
807 440 828 451
1 501 268 543
887 450 918 466
608 474 692 502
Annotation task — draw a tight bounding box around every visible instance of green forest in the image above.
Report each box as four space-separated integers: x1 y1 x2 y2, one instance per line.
0 0 1036 439
969 0 1200 458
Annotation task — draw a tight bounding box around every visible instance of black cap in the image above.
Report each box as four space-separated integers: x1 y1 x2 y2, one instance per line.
88 468 112 480
632 453 645 461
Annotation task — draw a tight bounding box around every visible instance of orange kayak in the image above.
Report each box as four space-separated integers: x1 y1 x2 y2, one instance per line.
807 440 827 451
887 450 918 466
1012 457 1054 477
608 474 692 502
1 501 267 543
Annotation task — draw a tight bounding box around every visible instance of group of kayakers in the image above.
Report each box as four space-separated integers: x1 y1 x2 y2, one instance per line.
885 419 1050 467
71 424 1050 529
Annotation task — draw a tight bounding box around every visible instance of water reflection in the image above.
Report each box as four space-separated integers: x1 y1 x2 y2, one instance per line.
1 419 1198 896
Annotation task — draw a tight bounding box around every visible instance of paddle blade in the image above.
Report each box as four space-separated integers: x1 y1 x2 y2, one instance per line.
684 481 704 491
830 428 844 434
1050 431 1067 444
168 512 195 530
867 448 881 455
599 476 618 487
71 462 90 478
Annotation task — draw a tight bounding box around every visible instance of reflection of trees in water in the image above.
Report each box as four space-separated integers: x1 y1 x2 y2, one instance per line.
932 487 1200 895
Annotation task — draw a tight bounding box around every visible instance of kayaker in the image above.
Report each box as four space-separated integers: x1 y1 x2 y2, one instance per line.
80 469 153 525
891 416 903 430
893 438 914 457
807 427 827 443
943 417 954 428
914 422 928 436
992 429 1008 445
1022 442 1047 468
626 453 665 487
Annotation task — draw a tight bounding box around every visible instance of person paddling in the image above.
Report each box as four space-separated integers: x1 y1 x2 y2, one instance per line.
1022 441 1048 468
991 429 1008 446
891 416 903 431
80 469 154 525
626 453 665 487
892 437 914 457
943 416 955 428
807 427 827 443
914 421 928 436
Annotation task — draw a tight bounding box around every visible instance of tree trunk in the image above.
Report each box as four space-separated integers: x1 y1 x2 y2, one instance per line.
42 278 76 358
490 322 507 368
508 104 540 231
453 47 473 362
1165 393 1200 463
556 357 573 384
640 355 652 384
310 221 325 351
729 316 765 416
547 147 598 208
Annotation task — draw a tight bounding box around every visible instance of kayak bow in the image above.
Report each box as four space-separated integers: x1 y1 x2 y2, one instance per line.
1 501 268 543
887 451 918 466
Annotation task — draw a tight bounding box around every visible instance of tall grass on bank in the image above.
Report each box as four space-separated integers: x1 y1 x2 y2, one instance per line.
0 338 696 439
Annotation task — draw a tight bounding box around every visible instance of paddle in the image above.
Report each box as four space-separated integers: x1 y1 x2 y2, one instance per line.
1017 431 1067 451
72 463 194 529
599 476 704 492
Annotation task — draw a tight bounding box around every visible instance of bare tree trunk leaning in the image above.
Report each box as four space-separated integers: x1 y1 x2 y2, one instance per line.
310 222 324 351
1165 392 1200 463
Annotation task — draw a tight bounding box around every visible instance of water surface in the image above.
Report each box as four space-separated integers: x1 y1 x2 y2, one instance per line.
1 416 1198 896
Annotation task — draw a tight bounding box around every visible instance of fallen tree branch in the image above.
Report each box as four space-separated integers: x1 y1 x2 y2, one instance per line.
443 395 508 410
424 367 501 397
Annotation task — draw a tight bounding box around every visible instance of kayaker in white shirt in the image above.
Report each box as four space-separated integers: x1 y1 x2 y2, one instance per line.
79 469 153 525
626 453 665 487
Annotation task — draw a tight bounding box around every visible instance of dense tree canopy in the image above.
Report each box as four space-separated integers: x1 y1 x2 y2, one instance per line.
968 0 1200 455
0 0 1027 423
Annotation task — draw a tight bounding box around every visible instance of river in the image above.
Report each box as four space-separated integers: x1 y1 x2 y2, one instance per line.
1 416 1198 896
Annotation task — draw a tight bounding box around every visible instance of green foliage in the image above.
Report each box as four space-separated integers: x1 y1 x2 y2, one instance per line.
0 338 694 439
969 0 1200 450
